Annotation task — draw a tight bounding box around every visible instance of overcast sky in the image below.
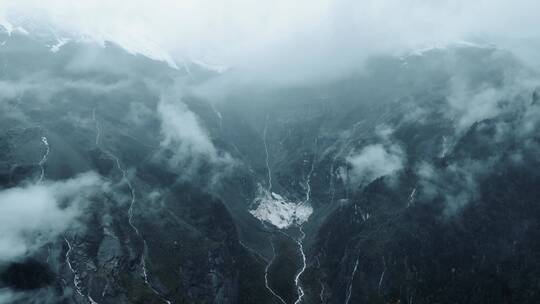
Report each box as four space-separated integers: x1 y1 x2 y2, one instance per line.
1 0 540 84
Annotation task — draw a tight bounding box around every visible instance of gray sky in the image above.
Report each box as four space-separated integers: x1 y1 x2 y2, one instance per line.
2 0 540 85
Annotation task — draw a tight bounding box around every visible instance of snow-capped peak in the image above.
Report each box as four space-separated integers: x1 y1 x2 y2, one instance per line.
49 37 69 53
0 17 28 36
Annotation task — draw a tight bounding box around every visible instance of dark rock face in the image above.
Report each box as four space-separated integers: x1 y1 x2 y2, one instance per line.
1 260 54 290
2 28 540 304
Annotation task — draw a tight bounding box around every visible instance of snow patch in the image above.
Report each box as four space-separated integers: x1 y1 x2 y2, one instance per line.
50 37 69 53
191 59 230 74
250 185 312 229
0 18 13 34
69 31 179 69
407 40 492 57
0 17 28 36
0 16 179 69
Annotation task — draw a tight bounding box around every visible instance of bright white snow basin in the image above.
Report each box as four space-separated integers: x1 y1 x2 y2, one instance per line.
250 185 312 229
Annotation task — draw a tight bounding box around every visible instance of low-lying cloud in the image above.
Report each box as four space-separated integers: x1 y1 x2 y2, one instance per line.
2 0 540 87
444 57 540 133
346 143 404 187
416 159 495 215
0 172 105 262
344 127 405 187
158 101 217 162
156 94 234 180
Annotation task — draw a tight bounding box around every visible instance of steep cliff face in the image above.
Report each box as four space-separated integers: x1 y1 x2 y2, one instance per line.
1 27 540 304
309 118 540 304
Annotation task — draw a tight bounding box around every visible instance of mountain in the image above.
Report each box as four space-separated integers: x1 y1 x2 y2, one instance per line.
1 26 540 304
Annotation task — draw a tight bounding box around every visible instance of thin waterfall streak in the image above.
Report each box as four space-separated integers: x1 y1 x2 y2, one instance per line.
319 279 325 303
92 111 170 304
378 268 386 294
408 187 417 207
263 115 272 192
64 237 84 297
305 152 316 203
344 256 359 304
38 136 49 183
293 227 307 304
92 108 101 146
264 238 287 304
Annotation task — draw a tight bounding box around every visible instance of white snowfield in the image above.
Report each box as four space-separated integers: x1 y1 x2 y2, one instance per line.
250 186 312 229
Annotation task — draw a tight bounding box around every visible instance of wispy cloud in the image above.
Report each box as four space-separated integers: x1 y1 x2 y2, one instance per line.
0 172 105 262
344 126 405 187
155 93 235 184
416 159 496 215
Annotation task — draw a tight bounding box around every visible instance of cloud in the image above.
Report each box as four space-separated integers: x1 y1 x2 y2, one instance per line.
0 289 18 304
158 100 217 161
414 74 540 215
416 159 495 215
0 287 65 304
341 125 405 188
346 143 404 187
2 0 540 87
0 74 133 106
156 94 234 179
443 54 539 133
0 172 105 262
447 84 504 132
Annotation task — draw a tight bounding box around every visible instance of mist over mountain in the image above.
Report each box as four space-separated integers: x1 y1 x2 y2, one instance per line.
1 2 540 304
